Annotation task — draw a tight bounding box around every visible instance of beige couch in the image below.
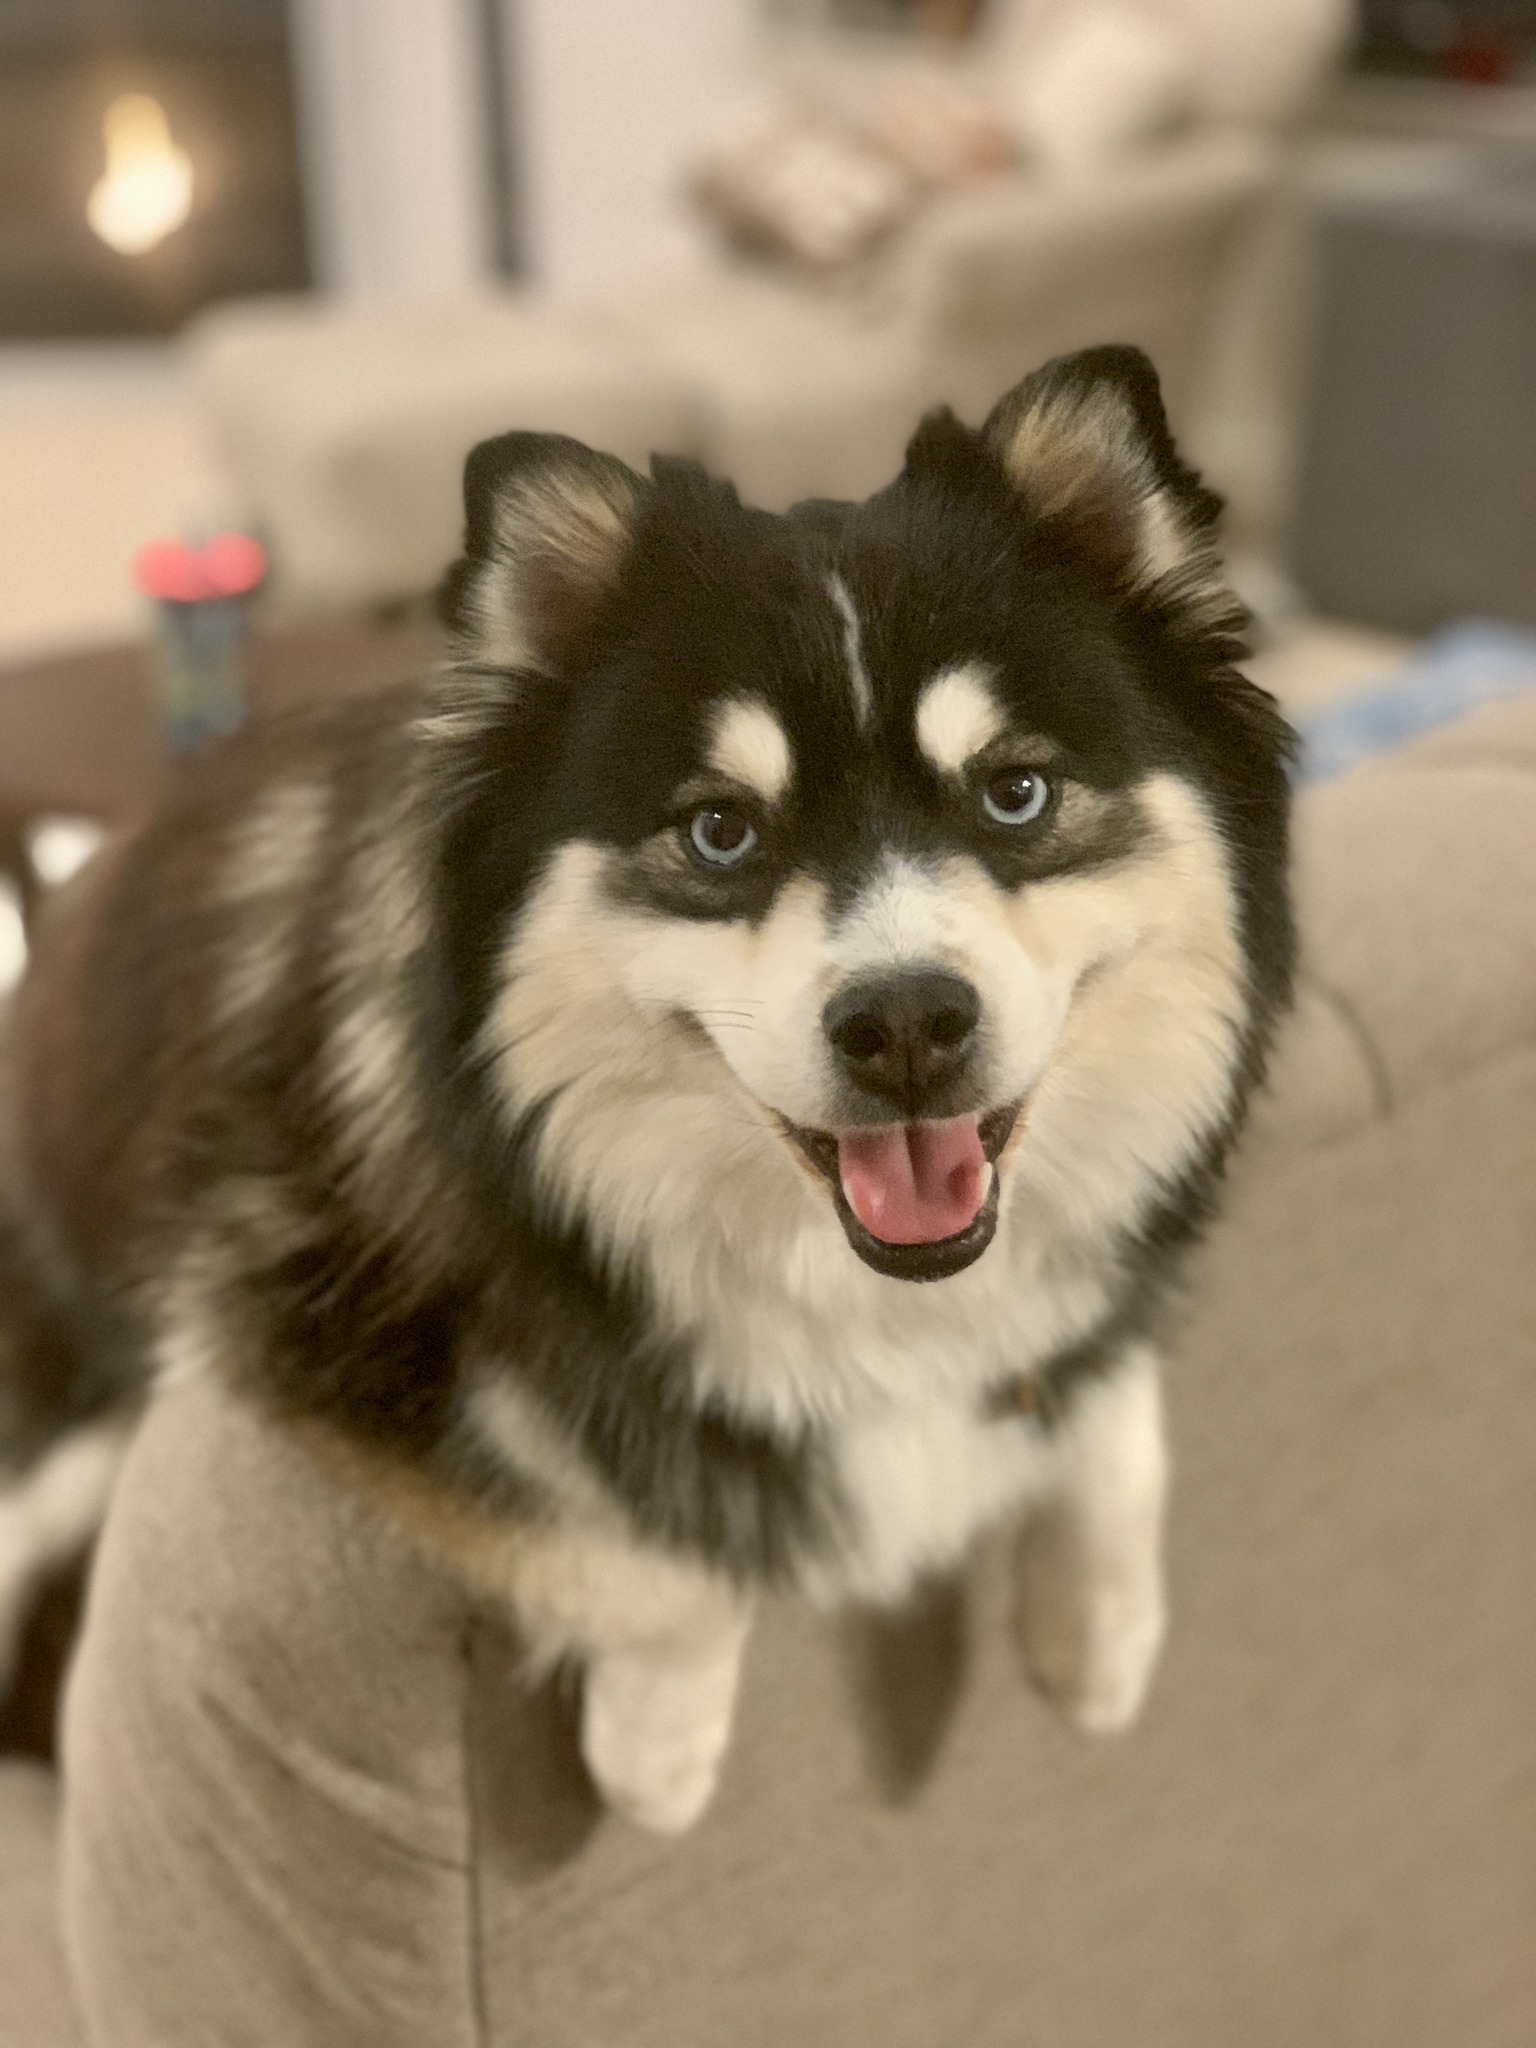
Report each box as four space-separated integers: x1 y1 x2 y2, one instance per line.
180 3 1352 614
3 686 1534 2047
187 129 1274 613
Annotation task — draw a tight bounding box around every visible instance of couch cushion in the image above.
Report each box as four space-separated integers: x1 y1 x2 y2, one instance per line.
1242 969 1382 1158
1136 0 1350 126
1391 686 1536 774
1291 690 1536 1117
467 1049 1536 2048
62 1048 1536 2046
1244 687 1536 1161
997 0 1349 130
187 295 693 608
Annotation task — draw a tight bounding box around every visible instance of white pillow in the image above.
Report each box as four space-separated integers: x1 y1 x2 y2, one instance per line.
690 104 919 274
1001 3 1197 172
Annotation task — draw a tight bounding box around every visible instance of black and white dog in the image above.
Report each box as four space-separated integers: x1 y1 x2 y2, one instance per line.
0 347 1292 1830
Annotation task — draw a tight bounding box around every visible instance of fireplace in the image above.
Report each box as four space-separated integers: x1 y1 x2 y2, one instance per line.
0 0 310 339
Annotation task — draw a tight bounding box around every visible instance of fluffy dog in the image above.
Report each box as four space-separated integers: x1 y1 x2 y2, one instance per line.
0 347 1292 1830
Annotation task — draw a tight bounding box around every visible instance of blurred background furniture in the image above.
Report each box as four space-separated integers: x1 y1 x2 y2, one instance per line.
0 0 1354 651
1291 141 1536 631
183 298 694 612
610 129 1276 507
185 131 1273 603
180 0 1351 610
2 685 1531 2048
0 618 437 928
0 619 436 825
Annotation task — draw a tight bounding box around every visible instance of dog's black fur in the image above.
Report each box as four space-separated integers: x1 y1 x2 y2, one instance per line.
0 346 1292 1627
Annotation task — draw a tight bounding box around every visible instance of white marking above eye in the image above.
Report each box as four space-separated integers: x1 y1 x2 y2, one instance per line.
915 663 1006 776
827 574 874 729
706 698 793 805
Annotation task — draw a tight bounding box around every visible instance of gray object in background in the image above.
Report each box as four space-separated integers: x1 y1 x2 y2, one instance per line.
1291 145 1536 633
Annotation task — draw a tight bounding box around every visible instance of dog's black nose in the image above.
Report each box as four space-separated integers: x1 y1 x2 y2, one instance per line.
823 969 981 1115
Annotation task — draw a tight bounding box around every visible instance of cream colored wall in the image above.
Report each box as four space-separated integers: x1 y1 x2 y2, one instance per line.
289 0 495 295
0 352 233 664
510 0 761 297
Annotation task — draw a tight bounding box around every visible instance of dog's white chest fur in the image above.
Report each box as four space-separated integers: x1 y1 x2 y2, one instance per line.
681 1208 1095 1603
815 1395 1049 1603
465 1186 1093 1609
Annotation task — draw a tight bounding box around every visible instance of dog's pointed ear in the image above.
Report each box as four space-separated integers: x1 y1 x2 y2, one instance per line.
982 346 1232 624
442 431 647 673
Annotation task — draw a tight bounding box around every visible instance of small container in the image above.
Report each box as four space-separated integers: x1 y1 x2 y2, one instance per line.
130 532 268 751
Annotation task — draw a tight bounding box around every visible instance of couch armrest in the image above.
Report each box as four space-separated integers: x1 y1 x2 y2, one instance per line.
61 1379 483 2048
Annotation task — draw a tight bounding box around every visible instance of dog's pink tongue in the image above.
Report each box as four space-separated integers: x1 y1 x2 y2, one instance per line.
837 1117 987 1246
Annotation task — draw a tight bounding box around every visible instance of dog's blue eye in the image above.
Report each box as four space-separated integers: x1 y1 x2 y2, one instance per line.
689 806 758 866
981 770 1051 827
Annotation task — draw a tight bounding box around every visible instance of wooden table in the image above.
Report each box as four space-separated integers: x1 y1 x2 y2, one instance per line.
0 613 439 1756
0 615 439 919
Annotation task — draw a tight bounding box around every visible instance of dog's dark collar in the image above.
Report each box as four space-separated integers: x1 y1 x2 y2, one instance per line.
988 1325 1137 1431
988 1370 1057 1427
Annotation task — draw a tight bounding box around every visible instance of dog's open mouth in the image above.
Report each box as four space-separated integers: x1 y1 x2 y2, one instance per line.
778 1102 1023 1282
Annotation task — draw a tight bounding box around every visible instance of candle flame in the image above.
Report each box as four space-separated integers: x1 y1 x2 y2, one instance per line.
87 94 194 256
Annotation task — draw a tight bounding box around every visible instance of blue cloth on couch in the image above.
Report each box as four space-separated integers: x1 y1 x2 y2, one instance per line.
1294 621 1536 784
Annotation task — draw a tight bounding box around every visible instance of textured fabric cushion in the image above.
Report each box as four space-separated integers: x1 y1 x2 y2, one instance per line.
469 1053 1536 2048
1290 690 1536 1116
187 128 1272 592
0 1761 80 2047
1383 685 1536 775
1241 971 1380 1159
61 1389 479 2048
187 295 693 609
599 270 928 512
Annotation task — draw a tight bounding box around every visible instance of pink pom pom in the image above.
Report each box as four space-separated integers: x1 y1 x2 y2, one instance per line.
132 533 267 603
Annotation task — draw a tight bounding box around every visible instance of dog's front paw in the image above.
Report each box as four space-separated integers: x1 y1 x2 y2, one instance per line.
1015 1545 1166 1736
580 1643 739 1834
